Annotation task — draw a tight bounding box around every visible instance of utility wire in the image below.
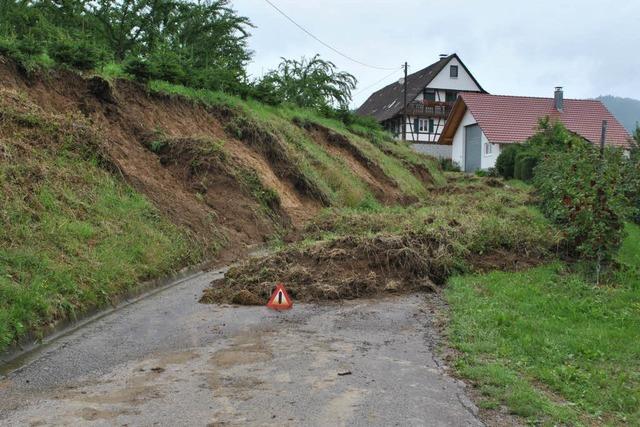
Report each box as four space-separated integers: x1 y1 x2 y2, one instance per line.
262 0 397 71
352 67 403 98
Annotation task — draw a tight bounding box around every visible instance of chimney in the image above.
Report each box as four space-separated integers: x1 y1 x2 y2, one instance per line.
439 53 448 60
554 87 564 112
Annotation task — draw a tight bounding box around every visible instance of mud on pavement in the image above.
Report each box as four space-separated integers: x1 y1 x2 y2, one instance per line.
1 285 484 426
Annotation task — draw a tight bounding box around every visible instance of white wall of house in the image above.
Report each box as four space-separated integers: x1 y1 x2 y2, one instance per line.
482 138 501 169
451 109 501 170
411 143 452 159
427 57 481 92
404 115 446 142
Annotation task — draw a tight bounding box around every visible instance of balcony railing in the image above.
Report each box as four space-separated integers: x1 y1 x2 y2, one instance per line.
405 100 453 118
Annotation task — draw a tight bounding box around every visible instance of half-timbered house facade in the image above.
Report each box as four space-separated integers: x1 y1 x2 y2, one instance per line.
356 54 485 147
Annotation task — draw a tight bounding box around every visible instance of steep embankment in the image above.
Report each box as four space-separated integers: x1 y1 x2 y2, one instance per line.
0 56 442 350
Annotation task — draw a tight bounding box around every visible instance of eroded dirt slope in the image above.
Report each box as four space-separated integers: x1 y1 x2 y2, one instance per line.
0 56 439 260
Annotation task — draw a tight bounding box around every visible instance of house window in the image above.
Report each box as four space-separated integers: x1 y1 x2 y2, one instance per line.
415 119 436 134
445 91 458 103
484 143 492 155
450 65 458 78
423 89 436 102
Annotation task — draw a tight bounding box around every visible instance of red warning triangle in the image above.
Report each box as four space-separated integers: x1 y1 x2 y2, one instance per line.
266 283 293 310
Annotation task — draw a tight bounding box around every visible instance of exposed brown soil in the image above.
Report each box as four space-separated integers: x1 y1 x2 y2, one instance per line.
201 236 547 306
200 234 450 305
0 56 431 263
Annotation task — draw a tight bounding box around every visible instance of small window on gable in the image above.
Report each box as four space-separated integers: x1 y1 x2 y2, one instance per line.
450 65 458 78
484 143 492 155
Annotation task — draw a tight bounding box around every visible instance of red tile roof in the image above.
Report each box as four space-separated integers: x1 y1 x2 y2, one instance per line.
457 92 631 148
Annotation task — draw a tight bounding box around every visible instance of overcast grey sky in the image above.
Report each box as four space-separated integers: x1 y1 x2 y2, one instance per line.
232 0 640 107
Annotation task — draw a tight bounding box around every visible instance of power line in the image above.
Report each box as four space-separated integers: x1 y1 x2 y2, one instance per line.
262 0 397 71
352 67 403 98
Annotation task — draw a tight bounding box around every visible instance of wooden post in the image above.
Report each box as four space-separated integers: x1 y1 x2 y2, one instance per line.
402 62 408 141
599 120 608 157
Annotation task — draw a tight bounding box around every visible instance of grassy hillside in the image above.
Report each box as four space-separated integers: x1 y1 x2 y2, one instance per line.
0 59 444 352
0 99 202 350
149 81 445 204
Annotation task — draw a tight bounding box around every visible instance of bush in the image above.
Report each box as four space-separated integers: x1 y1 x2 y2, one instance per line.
49 39 103 71
16 37 44 57
495 144 522 179
439 158 461 172
0 37 19 58
149 50 186 84
534 142 632 274
627 126 640 224
486 167 499 177
513 151 538 181
124 57 154 83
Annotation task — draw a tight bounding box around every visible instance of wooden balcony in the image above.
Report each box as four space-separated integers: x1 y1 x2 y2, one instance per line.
405 100 453 118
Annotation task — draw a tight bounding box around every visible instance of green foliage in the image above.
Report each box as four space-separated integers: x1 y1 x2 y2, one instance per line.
496 119 584 181
438 157 461 172
237 169 280 213
149 49 186 84
446 253 640 425
0 0 252 88
255 54 357 110
534 141 632 270
495 144 522 179
627 126 640 224
513 150 537 181
124 56 154 83
0 36 19 58
49 39 104 71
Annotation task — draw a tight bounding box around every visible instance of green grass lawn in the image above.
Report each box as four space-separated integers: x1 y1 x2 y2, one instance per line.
445 224 640 425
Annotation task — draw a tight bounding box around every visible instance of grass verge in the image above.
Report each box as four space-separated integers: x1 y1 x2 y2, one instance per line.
445 224 640 425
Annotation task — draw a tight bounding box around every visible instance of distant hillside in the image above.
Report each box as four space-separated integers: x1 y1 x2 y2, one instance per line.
597 95 640 133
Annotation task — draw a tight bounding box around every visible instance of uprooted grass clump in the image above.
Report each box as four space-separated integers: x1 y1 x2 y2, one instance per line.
201 175 560 305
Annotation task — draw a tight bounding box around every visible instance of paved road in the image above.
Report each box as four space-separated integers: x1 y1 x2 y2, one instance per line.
0 269 483 426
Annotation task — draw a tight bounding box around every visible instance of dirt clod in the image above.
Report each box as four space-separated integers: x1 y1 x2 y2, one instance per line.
229 290 263 306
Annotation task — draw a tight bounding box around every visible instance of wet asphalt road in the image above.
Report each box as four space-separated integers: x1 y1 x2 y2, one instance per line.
0 269 483 426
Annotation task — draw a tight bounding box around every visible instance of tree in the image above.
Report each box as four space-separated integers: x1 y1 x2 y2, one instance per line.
0 0 253 90
258 55 357 110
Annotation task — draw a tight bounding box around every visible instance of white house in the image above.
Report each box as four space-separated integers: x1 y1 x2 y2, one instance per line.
438 88 632 172
356 54 485 156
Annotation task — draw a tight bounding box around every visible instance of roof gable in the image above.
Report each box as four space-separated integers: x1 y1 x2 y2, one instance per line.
426 56 485 92
355 54 484 122
439 93 631 148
